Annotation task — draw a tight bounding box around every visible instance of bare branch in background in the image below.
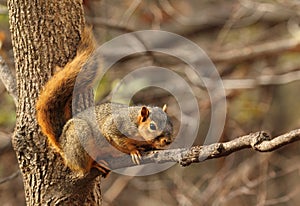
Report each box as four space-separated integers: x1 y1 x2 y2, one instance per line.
263 188 300 205
0 131 12 154
0 171 20 185
0 55 17 105
87 17 135 33
185 66 300 91
104 176 134 204
210 37 300 64
222 70 300 89
120 0 141 26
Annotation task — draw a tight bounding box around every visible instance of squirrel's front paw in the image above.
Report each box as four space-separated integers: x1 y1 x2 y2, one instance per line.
130 150 141 165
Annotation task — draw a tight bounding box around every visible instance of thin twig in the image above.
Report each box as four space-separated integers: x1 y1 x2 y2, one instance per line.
0 55 17 105
186 67 300 90
87 17 135 33
119 0 141 26
0 170 20 184
222 70 300 89
0 131 12 155
210 37 300 64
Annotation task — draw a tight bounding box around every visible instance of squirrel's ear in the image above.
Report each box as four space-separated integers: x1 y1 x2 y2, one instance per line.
140 106 149 122
162 104 167 113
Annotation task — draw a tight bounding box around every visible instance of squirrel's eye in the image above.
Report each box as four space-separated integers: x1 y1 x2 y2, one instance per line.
150 122 157 130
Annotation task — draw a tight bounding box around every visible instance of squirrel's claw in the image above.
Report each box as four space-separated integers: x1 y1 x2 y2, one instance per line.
130 150 141 165
93 161 111 178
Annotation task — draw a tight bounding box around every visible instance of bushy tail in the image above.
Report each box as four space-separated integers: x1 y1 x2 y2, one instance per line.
36 27 96 150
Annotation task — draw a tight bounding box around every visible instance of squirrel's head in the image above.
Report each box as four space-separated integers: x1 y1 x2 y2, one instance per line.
137 105 174 148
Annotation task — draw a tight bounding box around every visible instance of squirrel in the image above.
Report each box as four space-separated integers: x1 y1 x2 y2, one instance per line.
36 27 174 177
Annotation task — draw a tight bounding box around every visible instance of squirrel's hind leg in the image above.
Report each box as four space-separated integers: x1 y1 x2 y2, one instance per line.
60 118 95 177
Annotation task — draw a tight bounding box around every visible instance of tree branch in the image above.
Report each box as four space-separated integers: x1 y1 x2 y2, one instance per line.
0 170 20 185
222 69 300 89
87 17 135 33
106 129 300 171
0 131 12 154
210 37 300 64
0 55 17 105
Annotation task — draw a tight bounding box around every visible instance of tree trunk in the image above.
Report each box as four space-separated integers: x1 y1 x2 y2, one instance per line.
7 0 102 205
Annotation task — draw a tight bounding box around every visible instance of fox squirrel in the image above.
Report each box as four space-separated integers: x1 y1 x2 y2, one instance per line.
36 27 174 177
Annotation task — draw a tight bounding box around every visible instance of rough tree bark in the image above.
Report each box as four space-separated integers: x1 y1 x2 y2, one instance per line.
8 0 102 205
7 0 300 205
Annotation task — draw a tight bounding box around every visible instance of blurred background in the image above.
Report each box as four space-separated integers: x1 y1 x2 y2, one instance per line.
1 0 300 205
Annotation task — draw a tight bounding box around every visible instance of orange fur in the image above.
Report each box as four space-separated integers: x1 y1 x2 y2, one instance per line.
36 27 96 152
